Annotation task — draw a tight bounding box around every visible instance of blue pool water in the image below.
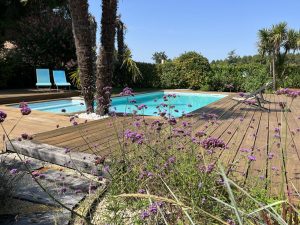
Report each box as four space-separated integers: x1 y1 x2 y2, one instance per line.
11 92 226 117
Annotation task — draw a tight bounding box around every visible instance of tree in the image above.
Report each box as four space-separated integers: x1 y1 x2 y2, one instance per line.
258 22 299 90
152 51 169 64
15 9 75 68
96 0 118 115
226 50 239 64
121 45 142 83
0 0 69 47
68 0 95 112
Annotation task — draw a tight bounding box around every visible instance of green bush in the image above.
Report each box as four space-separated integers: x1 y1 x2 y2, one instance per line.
209 63 270 92
135 62 160 88
159 51 211 89
0 49 34 89
280 64 300 88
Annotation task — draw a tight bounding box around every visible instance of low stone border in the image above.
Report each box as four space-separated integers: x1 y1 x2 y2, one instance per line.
6 140 101 175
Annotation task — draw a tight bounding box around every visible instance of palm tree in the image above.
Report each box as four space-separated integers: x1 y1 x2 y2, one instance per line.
284 29 298 54
121 46 142 83
68 0 95 112
270 22 287 89
258 28 273 85
96 0 118 115
258 23 293 90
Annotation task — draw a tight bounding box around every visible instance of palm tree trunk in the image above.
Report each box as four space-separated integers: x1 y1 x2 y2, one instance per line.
117 18 125 64
68 0 95 112
272 56 276 90
89 15 97 89
116 16 125 85
96 0 118 115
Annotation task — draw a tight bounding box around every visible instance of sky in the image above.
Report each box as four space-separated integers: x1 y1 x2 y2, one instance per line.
88 0 300 63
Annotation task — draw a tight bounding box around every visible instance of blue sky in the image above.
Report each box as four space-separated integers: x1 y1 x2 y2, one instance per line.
88 0 300 63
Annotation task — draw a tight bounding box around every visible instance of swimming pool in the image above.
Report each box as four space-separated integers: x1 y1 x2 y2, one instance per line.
10 92 226 117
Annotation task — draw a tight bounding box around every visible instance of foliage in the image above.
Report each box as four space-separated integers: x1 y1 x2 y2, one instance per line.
159 51 211 89
0 0 75 89
69 68 81 89
121 47 142 83
15 9 75 68
257 22 300 89
0 0 69 47
209 63 270 92
152 51 169 64
134 62 160 88
0 48 34 89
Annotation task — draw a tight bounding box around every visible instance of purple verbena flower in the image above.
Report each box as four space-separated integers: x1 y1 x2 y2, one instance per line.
124 129 144 144
0 111 7 123
248 155 256 161
10 168 18 175
120 87 134 96
200 137 225 150
19 101 28 108
140 210 150 220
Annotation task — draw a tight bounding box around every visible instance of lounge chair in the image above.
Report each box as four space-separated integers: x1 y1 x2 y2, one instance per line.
232 81 273 111
36 69 52 88
53 70 71 90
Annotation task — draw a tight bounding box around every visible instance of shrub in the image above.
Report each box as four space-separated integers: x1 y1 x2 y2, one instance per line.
280 64 300 88
209 63 270 92
159 51 211 89
135 62 160 88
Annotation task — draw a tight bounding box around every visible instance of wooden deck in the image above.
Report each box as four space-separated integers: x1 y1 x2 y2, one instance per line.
6 92 300 198
0 105 85 152
0 89 79 104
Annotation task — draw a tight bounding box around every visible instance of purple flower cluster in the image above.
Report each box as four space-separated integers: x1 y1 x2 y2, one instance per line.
139 170 153 179
20 106 31 115
124 129 144 144
0 111 7 123
31 171 46 179
200 163 215 173
137 104 147 110
19 101 28 108
120 87 134 96
168 117 177 126
164 156 176 168
151 120 164 131
247 155 256 161
10 168 18 175
140 202 164 220
200 137 226 150
238 92 246 97
276 88 300 98
195 130 206 137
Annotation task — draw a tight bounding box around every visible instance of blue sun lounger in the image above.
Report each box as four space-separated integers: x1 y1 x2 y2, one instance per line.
53 70 71 90
36 69 52 88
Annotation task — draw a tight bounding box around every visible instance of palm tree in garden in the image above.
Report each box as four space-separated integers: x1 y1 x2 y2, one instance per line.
68 0 95 112
258 22 299 90
284 29 299 54
258 28 273 84
96 0 118 115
